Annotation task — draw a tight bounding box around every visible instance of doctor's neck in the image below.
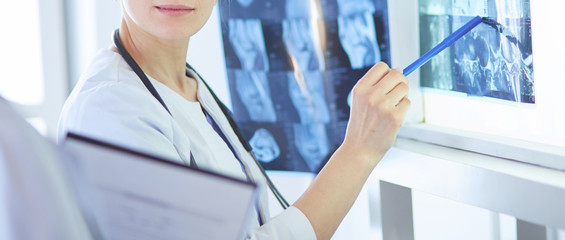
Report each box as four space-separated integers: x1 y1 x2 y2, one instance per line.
117 18 191 89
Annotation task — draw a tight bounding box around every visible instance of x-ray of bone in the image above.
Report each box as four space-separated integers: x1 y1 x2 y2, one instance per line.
219 0 285 20
239 123 314 172
288 72 331 124
285 0 313 19
337 0 376 16
283 0 326 73
236 0 253 7
218 0 391 172
337 0 381 69
234 70 277 122
249 128 281 163
283 19 324 72
228 19 270 71
338 12 381 69
293 124 330 172
419 0 534 103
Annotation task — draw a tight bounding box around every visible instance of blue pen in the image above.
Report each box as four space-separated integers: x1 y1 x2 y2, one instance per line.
403 16 483 76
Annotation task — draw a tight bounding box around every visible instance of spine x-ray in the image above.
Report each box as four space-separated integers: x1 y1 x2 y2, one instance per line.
219 0 390 172
419 0 534 103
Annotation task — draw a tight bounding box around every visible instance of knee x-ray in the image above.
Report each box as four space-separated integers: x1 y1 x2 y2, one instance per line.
287 72 331 124
249 128 281 163
419 0 534 103
219 0 390 172
228 19 270 71
337 0 381 69
233 70 277 122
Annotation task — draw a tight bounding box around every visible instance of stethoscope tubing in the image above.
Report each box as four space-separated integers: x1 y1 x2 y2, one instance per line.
112 29 290 210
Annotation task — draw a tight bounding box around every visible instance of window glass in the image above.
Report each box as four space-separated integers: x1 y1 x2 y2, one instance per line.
0 0 44 105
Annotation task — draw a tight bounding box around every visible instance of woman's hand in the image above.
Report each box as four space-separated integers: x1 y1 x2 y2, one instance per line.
294 62 410 240
341 62 411 166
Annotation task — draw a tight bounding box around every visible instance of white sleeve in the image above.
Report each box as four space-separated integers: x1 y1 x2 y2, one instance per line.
247 206 317 240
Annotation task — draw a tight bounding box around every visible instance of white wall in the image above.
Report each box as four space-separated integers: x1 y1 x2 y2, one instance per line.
65 0 122 87
187 7 232 108
0 0 68 139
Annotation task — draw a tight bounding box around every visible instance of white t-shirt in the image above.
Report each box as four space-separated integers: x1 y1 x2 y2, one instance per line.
58 49 316 240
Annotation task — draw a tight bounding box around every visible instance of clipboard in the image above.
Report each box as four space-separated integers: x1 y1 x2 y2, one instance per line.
61 132 258 240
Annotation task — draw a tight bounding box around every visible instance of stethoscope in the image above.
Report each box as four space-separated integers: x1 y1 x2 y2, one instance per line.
112 29 290 213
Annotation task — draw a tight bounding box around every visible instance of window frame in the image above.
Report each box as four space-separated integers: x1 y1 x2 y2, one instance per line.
387 0 565 171
8 0 69 139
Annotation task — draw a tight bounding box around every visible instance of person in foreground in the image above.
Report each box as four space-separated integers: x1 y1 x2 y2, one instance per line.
58 0 411 239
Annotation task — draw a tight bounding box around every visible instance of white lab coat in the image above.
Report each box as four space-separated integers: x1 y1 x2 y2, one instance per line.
58 49 317 239
0 97 92 240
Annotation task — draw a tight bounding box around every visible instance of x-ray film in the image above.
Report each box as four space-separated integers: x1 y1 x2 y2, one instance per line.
419 0 534 103
219 0 390 172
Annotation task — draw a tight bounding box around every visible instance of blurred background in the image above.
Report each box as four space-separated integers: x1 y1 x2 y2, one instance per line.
1 0 565 239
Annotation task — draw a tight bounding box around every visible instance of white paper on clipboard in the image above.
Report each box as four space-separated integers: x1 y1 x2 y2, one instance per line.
61 133 258 240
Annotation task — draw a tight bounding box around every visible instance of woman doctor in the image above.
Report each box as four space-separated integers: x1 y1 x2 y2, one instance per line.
58 0 411 239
